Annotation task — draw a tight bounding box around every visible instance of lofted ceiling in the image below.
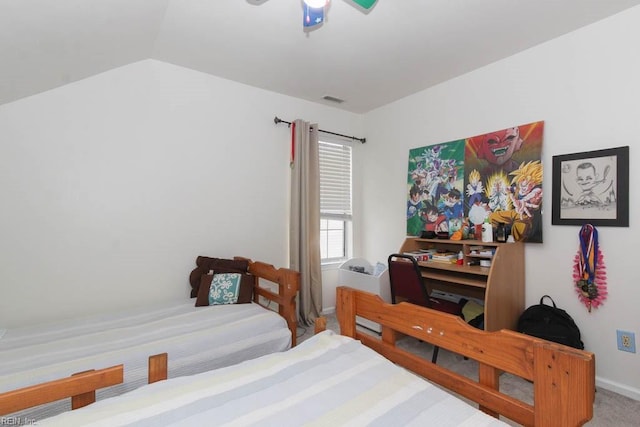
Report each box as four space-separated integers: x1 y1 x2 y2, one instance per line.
1 0 639 113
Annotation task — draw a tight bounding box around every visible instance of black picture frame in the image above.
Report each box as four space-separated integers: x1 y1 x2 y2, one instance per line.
552 146 629 226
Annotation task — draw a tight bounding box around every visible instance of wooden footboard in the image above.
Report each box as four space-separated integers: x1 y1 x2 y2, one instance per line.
0 354 168 416
336 286 595 427
0 365 123 415
245 259 300 347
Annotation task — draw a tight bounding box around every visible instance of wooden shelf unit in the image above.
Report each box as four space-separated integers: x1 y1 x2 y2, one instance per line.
399 237 524 331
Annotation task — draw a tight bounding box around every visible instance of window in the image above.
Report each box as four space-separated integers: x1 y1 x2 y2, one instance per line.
319 139 352 263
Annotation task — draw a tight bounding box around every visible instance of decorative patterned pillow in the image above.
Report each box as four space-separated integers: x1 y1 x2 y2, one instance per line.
189 257 250 298
208 273 242 305
195 272 254 307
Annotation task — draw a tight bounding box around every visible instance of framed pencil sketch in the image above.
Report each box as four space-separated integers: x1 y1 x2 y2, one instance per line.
552 146 629 226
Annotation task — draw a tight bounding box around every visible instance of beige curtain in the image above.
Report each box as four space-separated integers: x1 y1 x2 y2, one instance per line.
289 119 322 326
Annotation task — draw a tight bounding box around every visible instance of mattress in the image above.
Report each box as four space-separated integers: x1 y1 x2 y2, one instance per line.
0 300 291 421
38 330 507 427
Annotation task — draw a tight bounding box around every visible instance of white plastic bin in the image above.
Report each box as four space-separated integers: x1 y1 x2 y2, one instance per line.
338 258 390 333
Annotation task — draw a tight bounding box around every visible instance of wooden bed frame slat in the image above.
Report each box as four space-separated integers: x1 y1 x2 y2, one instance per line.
0 365 123 415
478 363 501 418
336 286 595 427
343 286 538 379
148 353 168 384
70 371 96 410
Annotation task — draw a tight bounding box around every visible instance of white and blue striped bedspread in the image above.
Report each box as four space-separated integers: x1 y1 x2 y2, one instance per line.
0 301 290 421
39 331 507 427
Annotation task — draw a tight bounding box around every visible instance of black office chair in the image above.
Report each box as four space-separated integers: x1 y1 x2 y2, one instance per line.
388 253 442 363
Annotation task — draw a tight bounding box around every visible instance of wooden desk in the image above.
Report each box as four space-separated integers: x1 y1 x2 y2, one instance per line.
399 237 524 331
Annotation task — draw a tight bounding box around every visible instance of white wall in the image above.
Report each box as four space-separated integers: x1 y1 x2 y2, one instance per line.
0 59 362 327
351 7 640 399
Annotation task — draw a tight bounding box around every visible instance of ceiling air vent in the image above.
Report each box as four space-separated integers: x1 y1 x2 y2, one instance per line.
322 95 344 104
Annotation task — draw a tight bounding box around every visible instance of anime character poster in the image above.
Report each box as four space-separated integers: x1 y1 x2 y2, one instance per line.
406 140 465 237
465 121 544 243
406 121 544 242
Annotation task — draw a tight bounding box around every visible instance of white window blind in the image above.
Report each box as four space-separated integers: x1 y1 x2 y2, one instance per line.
319 141 352 220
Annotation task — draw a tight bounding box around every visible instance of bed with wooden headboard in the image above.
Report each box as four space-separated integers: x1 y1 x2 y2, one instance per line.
0 257 299 422
0 287 594 426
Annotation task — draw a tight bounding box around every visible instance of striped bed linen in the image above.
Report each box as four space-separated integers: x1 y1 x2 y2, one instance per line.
39 330 507 427
0 301 290 421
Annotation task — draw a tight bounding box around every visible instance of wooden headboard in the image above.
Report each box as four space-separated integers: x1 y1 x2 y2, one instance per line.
245 259 300 346
335 286 595 427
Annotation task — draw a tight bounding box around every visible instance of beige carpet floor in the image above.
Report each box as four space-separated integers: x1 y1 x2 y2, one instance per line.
298 313 640 426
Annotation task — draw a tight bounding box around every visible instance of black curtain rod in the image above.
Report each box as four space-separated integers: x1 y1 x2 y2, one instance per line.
274 116 366 144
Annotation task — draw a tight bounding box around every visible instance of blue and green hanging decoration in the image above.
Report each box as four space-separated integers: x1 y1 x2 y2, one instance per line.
303 1 326 29
248 1 379 30
302 1 379 30
572 224 608 312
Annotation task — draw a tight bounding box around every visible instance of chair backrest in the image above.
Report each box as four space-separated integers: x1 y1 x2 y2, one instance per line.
388 254 431 308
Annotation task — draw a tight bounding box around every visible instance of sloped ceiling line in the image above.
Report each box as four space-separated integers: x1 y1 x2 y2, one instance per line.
1 1 639 112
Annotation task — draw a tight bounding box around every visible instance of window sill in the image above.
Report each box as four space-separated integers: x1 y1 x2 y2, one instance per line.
321 260 344 270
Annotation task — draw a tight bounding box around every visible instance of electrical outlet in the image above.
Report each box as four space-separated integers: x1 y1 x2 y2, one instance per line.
616 330 636 353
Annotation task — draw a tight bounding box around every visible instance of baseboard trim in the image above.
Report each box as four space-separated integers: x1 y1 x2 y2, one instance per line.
596 376 640 401
321 307 335 315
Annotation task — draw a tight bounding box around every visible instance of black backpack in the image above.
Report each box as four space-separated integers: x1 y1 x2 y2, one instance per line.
517 295 584 349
